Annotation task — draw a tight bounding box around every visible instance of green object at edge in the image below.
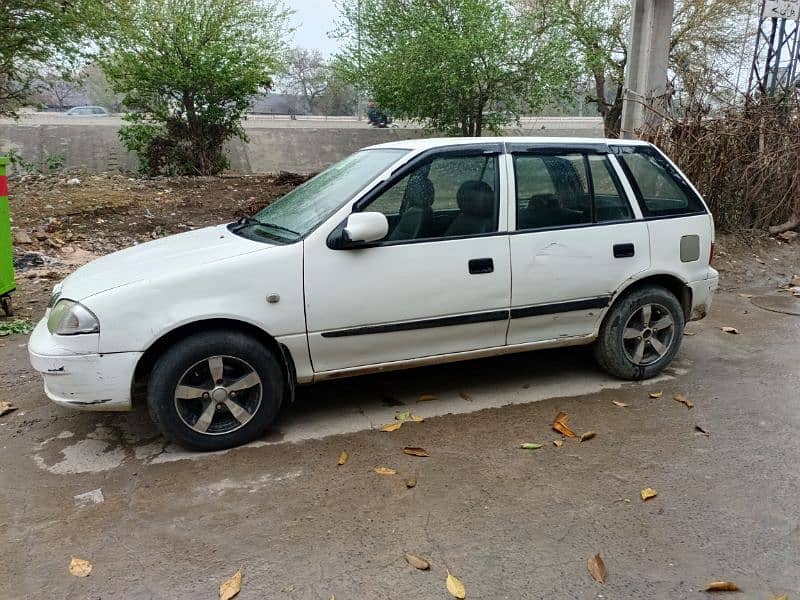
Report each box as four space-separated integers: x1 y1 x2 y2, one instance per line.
0 157 15 298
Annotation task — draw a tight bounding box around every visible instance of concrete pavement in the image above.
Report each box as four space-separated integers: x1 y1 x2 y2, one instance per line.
1 291 799 599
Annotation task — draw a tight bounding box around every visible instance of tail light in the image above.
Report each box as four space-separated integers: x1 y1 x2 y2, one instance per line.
709 241 715 265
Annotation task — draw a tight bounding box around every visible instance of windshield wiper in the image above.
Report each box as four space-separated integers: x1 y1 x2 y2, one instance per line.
258 222 300 236
231 215 261 231
231 216 299 237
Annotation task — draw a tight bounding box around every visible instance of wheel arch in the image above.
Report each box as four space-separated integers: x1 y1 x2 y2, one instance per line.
610 272 692 322
131 318 296 408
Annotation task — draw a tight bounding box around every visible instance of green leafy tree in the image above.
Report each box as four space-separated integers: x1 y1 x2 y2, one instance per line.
102 0 290 175
316 67 358 116
0 1 120 116
525 0 751 137
334 0 578 136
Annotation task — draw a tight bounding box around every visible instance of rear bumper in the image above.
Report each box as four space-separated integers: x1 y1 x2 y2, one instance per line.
688 268 719 321
28 320 139 411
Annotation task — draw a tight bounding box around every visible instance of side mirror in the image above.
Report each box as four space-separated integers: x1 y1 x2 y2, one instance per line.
341 212 389 246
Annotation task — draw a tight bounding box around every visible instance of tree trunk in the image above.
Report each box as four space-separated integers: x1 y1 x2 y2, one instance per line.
474 102 483 137
592 69 623 138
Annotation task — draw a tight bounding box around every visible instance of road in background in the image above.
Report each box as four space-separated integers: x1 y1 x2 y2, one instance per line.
1 112 604 132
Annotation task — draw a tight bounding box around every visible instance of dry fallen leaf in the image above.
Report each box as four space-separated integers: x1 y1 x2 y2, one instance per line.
394 410 424 423
418 394 437 402
695 425 710 436
704 581 740 592
683 331 697 336
337 450 349 466
519 442 543 450
640 487 658 501
771 594 789 600
380 422 402 432
587 553 606 583
721 326 739 334
446 572 466 599
580 431 596 442
68 557 92 577
220 570 243 600
374 467 397 476
673 393 694 409
552 411 576 437
459 392 472 401
0 401 17 417
403 447 430 457
405 553 430 570
649 391 663 399
405 477 417 488
612 400 628 407
737 293 754 299
553 440 564 448
755 257 766 264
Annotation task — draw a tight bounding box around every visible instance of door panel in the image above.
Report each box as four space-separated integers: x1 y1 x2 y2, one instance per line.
508 151 650 344
507 223 650 344
304 236 511 372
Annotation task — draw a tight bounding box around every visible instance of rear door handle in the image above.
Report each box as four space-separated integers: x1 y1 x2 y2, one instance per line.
613 243 635 258
468 258 494 274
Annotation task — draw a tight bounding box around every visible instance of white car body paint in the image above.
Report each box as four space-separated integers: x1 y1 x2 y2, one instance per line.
28 136 718 417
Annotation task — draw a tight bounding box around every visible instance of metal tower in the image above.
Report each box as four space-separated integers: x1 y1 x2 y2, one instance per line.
747 0 800 99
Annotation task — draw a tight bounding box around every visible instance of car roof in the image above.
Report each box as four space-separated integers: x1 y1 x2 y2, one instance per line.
363 136 650 151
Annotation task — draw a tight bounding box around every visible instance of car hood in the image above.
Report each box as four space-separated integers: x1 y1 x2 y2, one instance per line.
60 224 273 300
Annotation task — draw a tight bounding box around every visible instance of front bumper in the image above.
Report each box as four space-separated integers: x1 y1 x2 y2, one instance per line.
687 268 719 321
27 319 140 411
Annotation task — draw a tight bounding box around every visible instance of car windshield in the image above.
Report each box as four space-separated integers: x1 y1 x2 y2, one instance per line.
231 148 409 243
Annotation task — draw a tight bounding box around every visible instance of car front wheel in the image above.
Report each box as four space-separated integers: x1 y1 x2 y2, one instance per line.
147 330 284 450
594 285 685 380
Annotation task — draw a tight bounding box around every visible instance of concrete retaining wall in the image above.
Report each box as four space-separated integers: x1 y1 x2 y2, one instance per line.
0 117 604 174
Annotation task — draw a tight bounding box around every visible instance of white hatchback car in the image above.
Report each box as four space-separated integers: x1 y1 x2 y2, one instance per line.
29 137 718 450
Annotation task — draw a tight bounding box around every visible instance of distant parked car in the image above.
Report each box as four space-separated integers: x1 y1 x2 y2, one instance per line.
64 106 108 116
29 137 718 451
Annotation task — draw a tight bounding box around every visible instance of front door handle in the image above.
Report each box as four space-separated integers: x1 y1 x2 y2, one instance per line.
468 258 494 274
613 243 635 258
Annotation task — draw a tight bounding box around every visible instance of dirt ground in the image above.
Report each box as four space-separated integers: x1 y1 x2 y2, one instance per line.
1 173 800 599
5 171 310 318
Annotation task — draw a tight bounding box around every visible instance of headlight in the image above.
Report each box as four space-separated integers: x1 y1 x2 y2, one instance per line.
47 299 100 335
47 284 62 309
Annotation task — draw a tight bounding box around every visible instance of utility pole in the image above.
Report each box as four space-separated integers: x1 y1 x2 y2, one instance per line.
619 0 675 139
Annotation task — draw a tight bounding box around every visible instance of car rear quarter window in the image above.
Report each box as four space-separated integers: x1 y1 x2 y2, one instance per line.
615 146 706 217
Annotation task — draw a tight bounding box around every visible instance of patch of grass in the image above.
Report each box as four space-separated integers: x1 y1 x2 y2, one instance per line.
0 319 35 337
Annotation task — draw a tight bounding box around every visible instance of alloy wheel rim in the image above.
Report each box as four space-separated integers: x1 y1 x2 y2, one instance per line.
173 355 262 436
622 303 675 366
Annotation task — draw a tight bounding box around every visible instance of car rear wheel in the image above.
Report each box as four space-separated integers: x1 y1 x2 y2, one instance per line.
147 330 283 450
594 285 685 380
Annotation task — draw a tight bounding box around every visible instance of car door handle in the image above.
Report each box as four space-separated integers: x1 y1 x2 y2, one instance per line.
468 258 494 274
613 243 635 258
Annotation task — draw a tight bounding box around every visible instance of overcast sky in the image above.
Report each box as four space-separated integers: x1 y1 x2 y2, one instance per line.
288 0 342 57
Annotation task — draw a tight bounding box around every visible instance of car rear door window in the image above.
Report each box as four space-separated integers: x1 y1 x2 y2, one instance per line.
515 153 633 230
615 146 706 217
587 154 633 223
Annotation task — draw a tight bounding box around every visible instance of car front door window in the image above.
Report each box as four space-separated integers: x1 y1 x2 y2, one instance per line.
362 153 500 242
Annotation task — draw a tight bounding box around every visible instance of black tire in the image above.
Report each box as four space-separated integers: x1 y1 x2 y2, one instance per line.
594 285 685 380
147 330 284 451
